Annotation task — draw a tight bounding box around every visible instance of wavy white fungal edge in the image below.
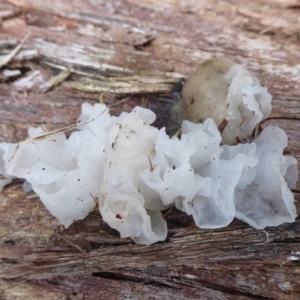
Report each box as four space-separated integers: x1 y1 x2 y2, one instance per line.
0 102 298 244
98 106 168 245
181 59 272 145
223 126 298 228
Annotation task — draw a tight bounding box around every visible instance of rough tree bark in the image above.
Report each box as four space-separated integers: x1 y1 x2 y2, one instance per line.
1 0 300 299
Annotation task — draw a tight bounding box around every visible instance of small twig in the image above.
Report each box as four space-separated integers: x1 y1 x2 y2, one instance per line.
0 32 31 69
90 193 99 204
40 68 71 93
259 27 275 35
162 205 174 219
262 230 273 244
41 124 48 133
141 96 148 108
14 97 127 143
56 233 86 254
5 96 131 169
20 123 78 142
109 97 131 108
147 156 154 171
99 92 105 104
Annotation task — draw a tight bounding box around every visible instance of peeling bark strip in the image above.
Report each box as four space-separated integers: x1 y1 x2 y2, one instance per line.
1 0 300 299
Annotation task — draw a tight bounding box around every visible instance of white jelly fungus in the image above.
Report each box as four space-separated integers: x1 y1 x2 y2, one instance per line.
181 58 272 145
0 59 297 245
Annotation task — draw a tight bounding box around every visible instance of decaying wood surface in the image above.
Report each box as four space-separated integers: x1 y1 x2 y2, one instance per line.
1 0 300 299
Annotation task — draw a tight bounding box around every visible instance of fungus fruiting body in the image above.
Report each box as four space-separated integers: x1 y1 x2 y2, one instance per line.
0 59 298 245
181 59 272 145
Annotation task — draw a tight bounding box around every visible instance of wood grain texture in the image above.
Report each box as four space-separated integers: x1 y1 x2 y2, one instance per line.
1 0 300 299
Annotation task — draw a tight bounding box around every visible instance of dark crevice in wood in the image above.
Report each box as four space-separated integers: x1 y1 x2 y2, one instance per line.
286 5 300 10
272 239 300 244
292 190 300 194
3 239 16 246
91 271 176 289
1 258 18 264
266 117 300 122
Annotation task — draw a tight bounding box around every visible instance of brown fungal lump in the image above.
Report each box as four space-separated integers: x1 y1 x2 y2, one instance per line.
181 58 272 145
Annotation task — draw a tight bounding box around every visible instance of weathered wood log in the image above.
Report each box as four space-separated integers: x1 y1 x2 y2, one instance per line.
1 0 300 299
